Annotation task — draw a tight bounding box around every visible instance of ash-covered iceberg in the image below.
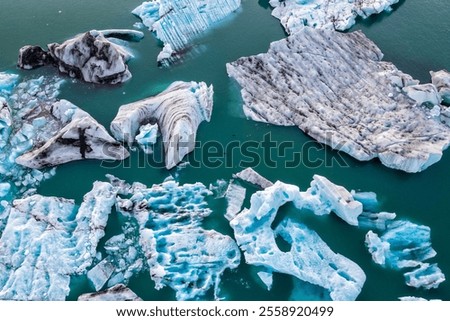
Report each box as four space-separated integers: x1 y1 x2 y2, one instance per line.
227 28 450 173
132 0 241 65
269 0 399 34
0 182 117 300
229 181 366 301
95 176 240 301
233 167 273 189
18 29 143 84
15 99 129 169
111 81 213 169
78 284 142 301
365 220 445 289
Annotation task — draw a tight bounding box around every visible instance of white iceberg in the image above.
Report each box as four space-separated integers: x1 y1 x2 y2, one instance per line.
269 0 399 34
224 181 246 221
111 81 213 169
0 182 117 300
133 0 241 65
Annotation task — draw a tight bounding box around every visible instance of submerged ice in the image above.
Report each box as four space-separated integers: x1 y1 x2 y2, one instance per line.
133 0 241 65
365 220 445 289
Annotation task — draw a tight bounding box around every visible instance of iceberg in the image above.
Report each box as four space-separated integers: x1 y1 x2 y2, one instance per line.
106 177 241 300
269 0 399 34
224 181 246 221
87 257 116 291
0 182 117 300
135 123 159 154
15 100 129 169
404 263 445 290
18 30 143 84
111 81 213 169
365 220 437 269
306 175 362 226
229 181 366 301
431 70 450 105
233 167 273 189
78 284 142 301
133 0 241 65
227 28 450 173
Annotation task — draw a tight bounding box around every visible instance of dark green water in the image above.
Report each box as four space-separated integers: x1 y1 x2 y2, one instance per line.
0 0 449 300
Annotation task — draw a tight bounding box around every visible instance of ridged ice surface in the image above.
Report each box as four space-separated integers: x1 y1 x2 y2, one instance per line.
133 0 241 65
365 220 445 289
96 176 241 300
0 182 117 300
227 28 450 173
269 0 399 34
229 181 366 301
111 81 213 169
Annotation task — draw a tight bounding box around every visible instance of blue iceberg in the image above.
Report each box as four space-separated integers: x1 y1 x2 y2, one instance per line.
99 176 241 300
133 0 241 65
229 181 366 301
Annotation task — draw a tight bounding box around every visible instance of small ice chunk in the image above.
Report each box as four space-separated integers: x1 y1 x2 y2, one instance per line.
87 258 116 291
224 182 246 221
135 123 158 154
404 263 445 290
78 284 142 301
257 271 273 291
233 167 273 189
403 84 442 106
0 183 11 198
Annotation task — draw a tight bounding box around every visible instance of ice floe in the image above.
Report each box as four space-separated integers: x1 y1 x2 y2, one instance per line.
111 81 213 169
229 181 366 300
78 284 142 301
18 29 143 84
227 28 450 173
233 167 273 189
0 182 117 300
269 0 399 34
133 0 241 65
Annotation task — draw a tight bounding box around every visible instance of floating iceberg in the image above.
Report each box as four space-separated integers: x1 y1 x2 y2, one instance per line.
431 70 450 105
0 182 117 300
101 177 241 300
227 28 450 173
133 0 241 65
111 81 213 169
269 0 399 34
18 29 143 84
229 181 366 301
224 181 246 221
15 99 129 169
233 167 273 189
87 257 116 291
78 284 142 301
365 220 437 269
365 220 445 289
404 263 445 290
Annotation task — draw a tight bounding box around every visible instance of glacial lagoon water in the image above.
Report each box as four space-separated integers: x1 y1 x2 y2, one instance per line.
0 0 449 300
